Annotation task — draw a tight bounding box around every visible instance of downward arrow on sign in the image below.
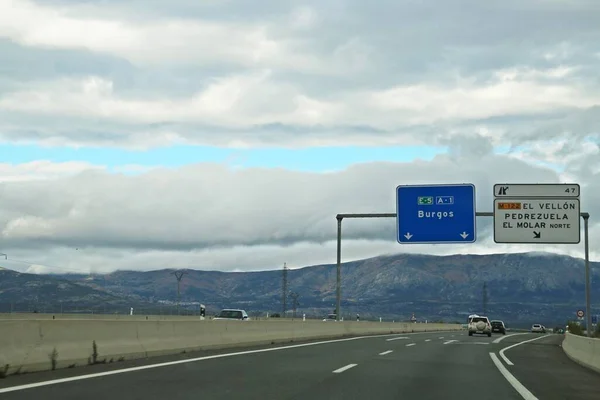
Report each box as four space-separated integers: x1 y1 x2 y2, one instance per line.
533 231 541 239
404 233 413 240
460 232 469 239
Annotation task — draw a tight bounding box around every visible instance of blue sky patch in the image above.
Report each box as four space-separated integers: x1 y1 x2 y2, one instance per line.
0 143 449 173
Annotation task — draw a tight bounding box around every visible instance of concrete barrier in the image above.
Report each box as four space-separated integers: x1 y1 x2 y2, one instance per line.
562 332 600 374
0 313 208 321
0 319 461 375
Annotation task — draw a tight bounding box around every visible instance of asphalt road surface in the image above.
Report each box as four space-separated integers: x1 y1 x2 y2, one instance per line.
1 331 599 399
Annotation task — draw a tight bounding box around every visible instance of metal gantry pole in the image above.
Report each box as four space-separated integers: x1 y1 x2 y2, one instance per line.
336 213 399 321
583 213 592 337
335 211 589 326
336 216 342 321
334 211 523 322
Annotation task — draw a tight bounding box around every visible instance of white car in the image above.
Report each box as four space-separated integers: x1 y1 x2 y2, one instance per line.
531 324 546 333
213 309 249 321
468 315 492 337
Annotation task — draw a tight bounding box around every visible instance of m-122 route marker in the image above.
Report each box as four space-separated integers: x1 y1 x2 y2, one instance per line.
493 183 580 244
396 183 476 244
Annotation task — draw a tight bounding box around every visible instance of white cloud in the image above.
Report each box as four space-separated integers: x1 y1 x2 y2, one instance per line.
368 74 597 125
0 0 598 149
0 152 598 274
0 0 325 71
0 72 343 128
0 0 599 273
0 160 103 182
289 6 319 30
0 66 596 148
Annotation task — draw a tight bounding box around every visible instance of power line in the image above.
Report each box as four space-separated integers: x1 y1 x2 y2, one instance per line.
282 263 288 316
289 291 299 319
171 270 187 315
483 282 488 315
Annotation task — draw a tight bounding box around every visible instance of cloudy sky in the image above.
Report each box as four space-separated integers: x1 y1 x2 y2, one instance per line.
0 0 599 274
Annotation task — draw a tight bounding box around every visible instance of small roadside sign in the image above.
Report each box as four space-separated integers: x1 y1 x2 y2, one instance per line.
577 309 584 318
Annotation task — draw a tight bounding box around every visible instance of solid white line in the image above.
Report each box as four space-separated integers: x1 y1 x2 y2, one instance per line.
333 364 357 373
0 332 451 394
379 350 393 355
438 337 444 339
386 336 409 341
425 339 431 342
499 335 549 366
443 340 458 345
493 333 528 344
406 343 416 347
489 353 538 400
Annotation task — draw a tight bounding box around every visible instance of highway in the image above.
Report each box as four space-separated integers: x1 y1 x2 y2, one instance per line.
1 331 599 399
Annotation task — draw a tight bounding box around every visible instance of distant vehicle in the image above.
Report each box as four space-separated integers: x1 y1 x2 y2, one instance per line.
465 314 479 330
214 309 249 321
531 324 546 333
323 313 337 321
468 315 492 337
490 320 506 335
553 326 565 334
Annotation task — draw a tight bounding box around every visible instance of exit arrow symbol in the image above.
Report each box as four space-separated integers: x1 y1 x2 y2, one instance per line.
404 232 413 240
460 232 469 239
533 231 541 239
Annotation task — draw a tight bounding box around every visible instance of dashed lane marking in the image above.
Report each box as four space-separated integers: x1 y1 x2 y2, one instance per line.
0 332 451 394
333 364 358 374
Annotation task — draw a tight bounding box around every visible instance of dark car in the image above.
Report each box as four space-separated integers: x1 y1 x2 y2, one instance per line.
490 320 506 334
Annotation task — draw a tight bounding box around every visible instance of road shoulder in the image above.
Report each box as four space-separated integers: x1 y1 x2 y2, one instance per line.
501 334 600 400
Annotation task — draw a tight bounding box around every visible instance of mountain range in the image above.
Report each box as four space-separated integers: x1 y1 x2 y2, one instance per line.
0 252 598 328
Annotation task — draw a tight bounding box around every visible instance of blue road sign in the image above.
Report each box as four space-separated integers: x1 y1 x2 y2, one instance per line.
396 184 477 244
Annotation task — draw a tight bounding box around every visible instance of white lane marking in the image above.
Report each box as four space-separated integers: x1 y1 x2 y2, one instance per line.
333 364 357 373
438 337 444 339
386 336 409 341
443 340 458 344
406 343 416 347
425 339 431 342
499 335 549 366
493 333 529 344
490 353 538 400
0 331 455 394
379 350 393 356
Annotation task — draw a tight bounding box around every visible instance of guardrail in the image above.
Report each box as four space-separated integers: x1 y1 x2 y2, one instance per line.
562 332 600 374
0 318 461 375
